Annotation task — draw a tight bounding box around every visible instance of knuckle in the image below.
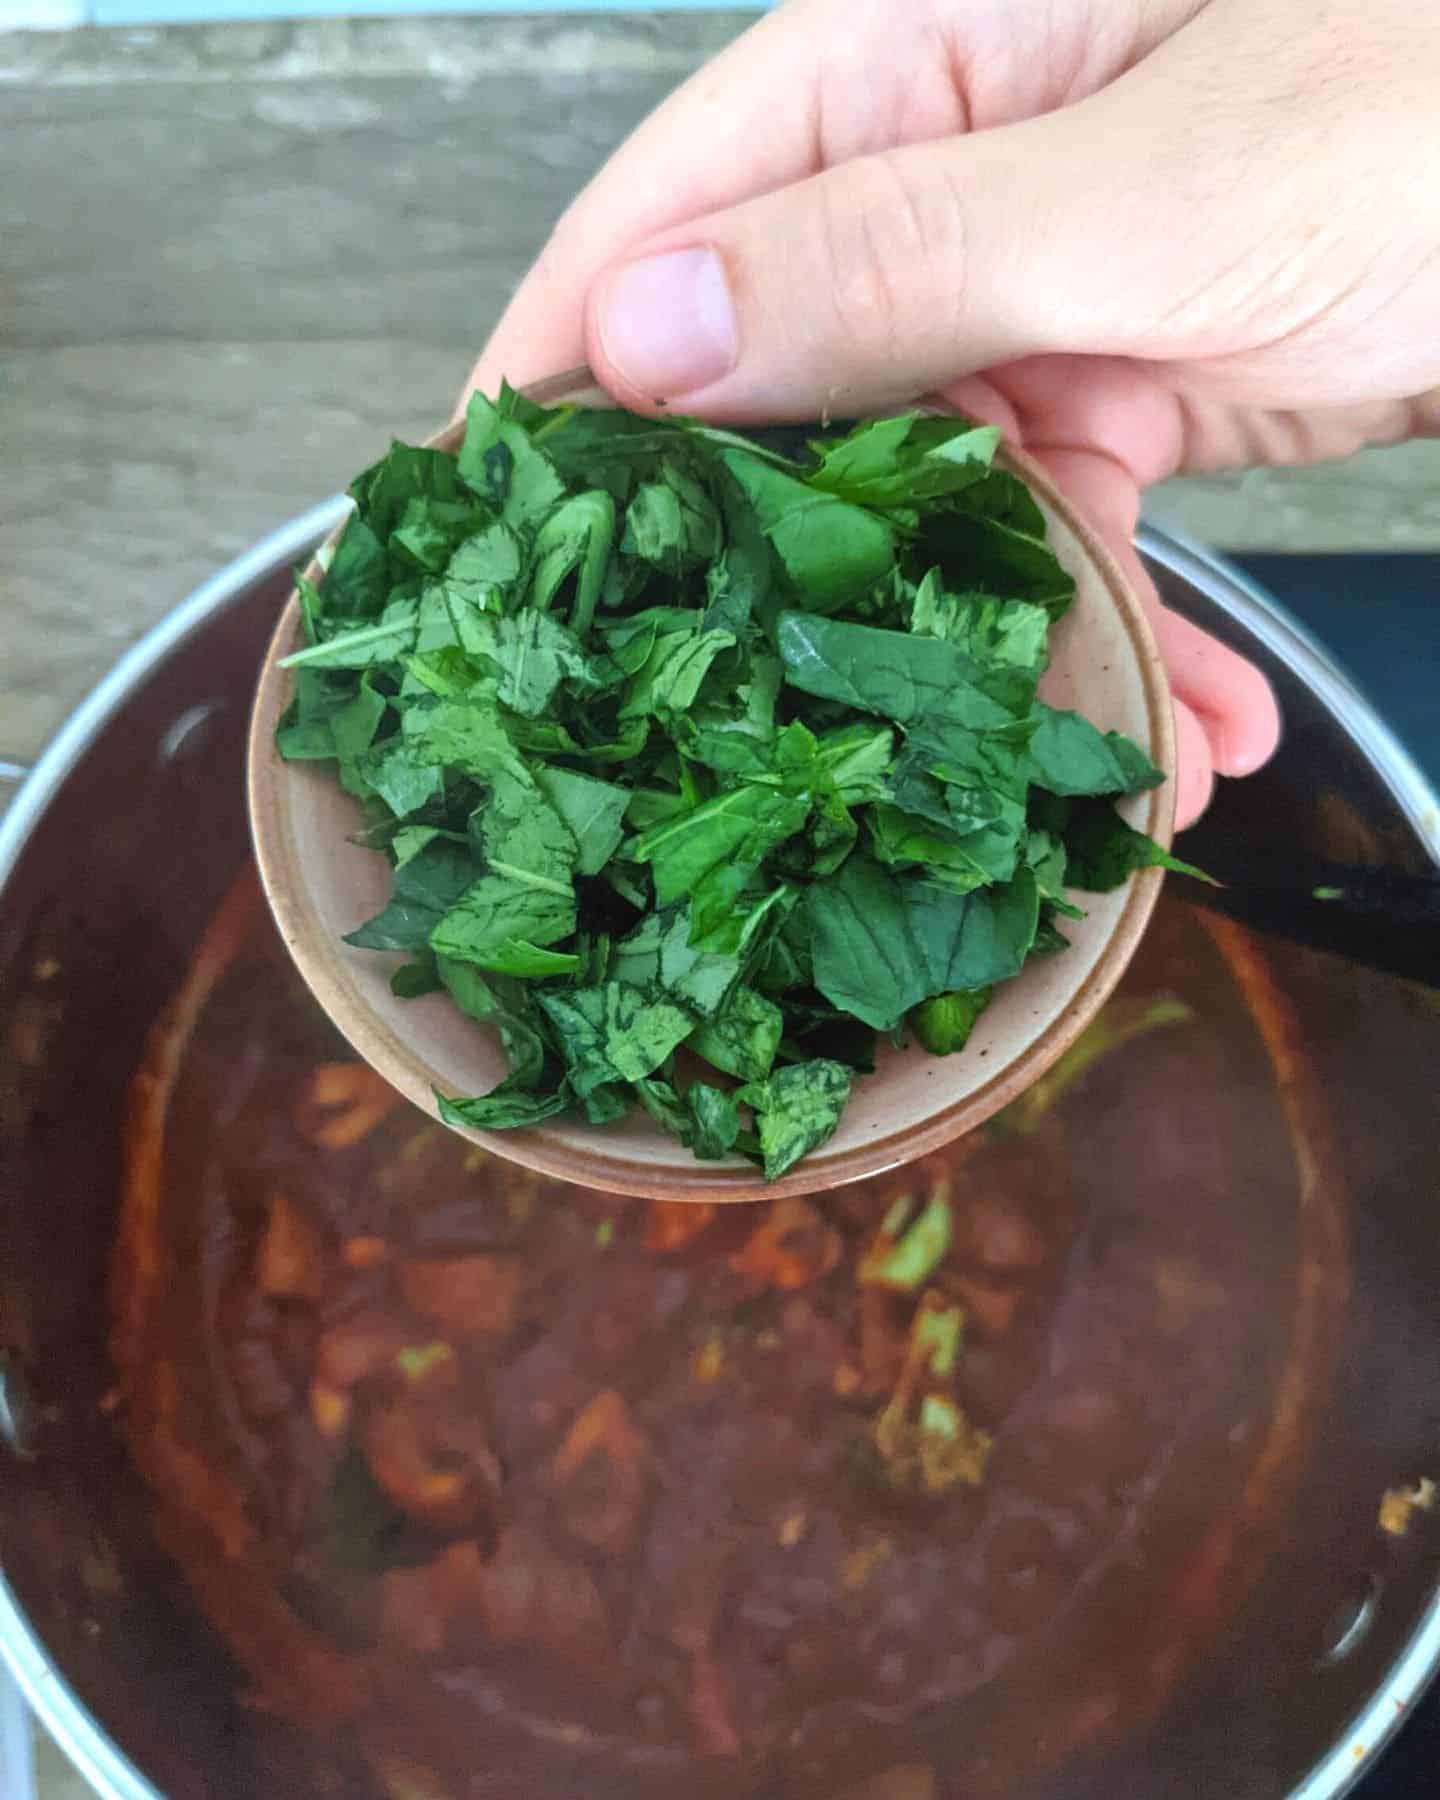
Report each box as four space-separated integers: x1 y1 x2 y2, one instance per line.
820 150 968 360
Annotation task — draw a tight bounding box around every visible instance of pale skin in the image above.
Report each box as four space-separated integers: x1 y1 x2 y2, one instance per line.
467 0 1440 827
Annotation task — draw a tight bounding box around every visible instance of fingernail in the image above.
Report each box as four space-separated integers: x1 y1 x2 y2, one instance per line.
594 247 737 402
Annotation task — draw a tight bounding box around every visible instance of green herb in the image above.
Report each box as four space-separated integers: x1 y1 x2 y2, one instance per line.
912 986 992 1056
343 840 477 952
279 387 1180 1175
394 1342 454 1383
1053 798 1213 891
913 1301 963 1378
688 986 784 1082
738 1059 853 1180
864 1191 954 1290
1025 706 1163 797
872 1298 993 1494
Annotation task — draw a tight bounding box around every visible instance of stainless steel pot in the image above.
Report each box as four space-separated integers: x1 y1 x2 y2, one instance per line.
0 512 1436 1800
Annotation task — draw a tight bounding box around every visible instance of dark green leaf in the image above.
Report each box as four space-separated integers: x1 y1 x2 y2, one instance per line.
391 825 442 867
633 1076 690 1140
620 622 736 720
351 443 462 540
910 571 1049 673
921 509 1074 615
867 804 997 892
390 956 441 1000
281 603 417 671
905 868 1041 991
811 722 895 802
688 985 784 1082
444 522 524 602
476 611 599 719
1060 800 1209 891
686 1083 743 1160
807 858 1040 1029
436 957 549 1087
673 654 782 777
437 1080 572 1132
950 466 1046 536
1026 705 1163 797
400 696 527 782
702 463 774 635
802 785 858 876
582 1082 630 1125
274 667 352 761
344 840 479 952
739 1059 852 1180
323 516 388 620
391 495 491 575
366 743 444 819
805 856 932 1031
608 906 740 1018
631 1077 741 1159
621 466 722 572
537 983 696 1097
777 612 1025 731
330 681 387 760
1025 828 1085 919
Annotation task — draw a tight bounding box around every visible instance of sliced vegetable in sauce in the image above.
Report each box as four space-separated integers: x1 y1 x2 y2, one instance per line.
278 387 1176 1172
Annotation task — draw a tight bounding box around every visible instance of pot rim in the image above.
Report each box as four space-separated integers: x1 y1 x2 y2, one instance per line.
1137 524 1440 867
1 509 1436 1800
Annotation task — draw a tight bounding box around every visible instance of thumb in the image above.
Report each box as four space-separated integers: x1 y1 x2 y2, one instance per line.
584 95 1208 421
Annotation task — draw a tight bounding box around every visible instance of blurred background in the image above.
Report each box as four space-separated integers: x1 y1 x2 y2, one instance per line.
3 5 1439 1793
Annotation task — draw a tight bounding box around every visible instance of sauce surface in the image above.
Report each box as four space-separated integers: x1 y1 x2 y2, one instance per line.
113 873 1323 1799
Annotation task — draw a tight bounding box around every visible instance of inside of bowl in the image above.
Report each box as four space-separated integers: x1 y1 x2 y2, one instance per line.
251 407 1171 1199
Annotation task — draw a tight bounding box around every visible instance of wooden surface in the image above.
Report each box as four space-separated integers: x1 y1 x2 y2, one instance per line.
1 15 746 772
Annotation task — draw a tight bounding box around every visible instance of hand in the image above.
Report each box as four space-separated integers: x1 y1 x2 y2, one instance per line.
468 0 1440 828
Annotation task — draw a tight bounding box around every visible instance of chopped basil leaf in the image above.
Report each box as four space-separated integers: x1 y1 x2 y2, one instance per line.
284 395 1180 1175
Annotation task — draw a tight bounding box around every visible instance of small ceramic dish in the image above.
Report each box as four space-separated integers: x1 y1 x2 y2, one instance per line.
248 370 1175 1201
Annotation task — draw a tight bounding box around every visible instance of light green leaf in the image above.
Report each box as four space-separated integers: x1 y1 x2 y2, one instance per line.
631 784 810 909
719 450 895 606
458 391 566 526
533 766 630 876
